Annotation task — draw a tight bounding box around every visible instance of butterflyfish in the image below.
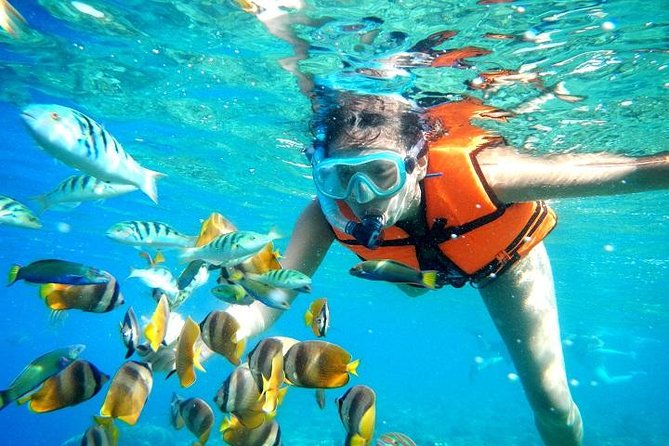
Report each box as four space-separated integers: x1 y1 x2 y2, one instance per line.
349 260 437 289
135 342 176 374
21 105 165 203
337 385 376 446
283 340 359 389
120 307 140 359
171 393 214 446
17 359 109 413
220 415 281 446
199 310 245 365
144 293 170 352
214 364 266 429
99 361 153 425
0 344 85 410
246 338 288 415
38 278 123 313
304 297 330 337
8 259 112 287
173 317 205 388
81 416 119 446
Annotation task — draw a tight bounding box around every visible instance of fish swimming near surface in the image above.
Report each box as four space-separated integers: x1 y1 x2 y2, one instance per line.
81 416 119 446
32 174 138 212
106 221 197 249
199 310 246 365
99 361 153 426
180 230 279 266
171 316 205 388
38 277 124 313
0 344 85 410
283 340 359 389
337 385 376 446
220 414 281 446
120 307 140 359
171 394 214 446
0 195 41 229
375 432 417 446
304 297 330 337
8 259 113 287
16 359 109 413
144 293 170 352
349 260 437 289
214 364 267 430
21 104 165 203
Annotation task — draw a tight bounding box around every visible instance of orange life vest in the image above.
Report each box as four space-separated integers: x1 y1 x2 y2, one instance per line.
329 98 557 287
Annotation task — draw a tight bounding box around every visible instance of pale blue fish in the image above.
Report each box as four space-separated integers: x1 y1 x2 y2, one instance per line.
376 432 417 446
179 230 279 266
21 104 165 203
245 268 312 292
33 174 138 212
128 266 179 295
0 195 41 229
107 221 197 248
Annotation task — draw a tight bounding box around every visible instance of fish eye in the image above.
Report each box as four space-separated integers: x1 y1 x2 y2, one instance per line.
50 112 61 121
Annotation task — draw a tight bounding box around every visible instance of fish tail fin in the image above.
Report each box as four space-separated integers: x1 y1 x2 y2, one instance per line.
7 264 21 286
140 169 166 204
0 390 10 411
15 393 31 406
31 194 50 213
421 270 438 289
346 433 367 446
303 309 313 327
277 386 288 406
346 359 360 376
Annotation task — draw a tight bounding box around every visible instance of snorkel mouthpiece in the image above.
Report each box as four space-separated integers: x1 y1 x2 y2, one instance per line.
345 214 385 249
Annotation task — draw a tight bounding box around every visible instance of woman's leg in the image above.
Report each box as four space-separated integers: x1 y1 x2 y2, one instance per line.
478 243 583 446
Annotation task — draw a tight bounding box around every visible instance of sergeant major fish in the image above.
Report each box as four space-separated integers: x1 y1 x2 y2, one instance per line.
0 195 41 229
33 174 137 212
180 230 279 266
21 104 165 203
107 221 196 248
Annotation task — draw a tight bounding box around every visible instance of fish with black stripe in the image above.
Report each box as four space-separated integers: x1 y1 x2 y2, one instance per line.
246 338 288 416
304 297 330 337
99 361 153 425
16 359 109 413
32 174 137 212
120 307 140 359
21 104 165 203
220 415 281 446
38 277 124 313
81 416 119 446
199 310 245 365
107 220 196 248
180 230 279 266
283 340 359 389
337 385 376 446
214 363 267 429
0 195 41 229
171 393 214 446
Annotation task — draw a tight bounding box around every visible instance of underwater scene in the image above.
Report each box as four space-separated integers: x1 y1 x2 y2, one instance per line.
0 0 668 445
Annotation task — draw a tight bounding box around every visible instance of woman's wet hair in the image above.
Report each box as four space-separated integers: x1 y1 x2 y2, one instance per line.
311 88 424 156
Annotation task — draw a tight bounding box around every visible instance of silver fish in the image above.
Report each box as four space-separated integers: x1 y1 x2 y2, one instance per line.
21 104 165 203
33 174 137 212
120 307 140 359
128 266 179 295
107 220 196 248
0 195 41 229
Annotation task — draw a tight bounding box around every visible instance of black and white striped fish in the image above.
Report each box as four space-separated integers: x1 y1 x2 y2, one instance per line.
106 220 197 248
0 195 41 229
21 104 165 203
180 230 279 266
33 174 137 212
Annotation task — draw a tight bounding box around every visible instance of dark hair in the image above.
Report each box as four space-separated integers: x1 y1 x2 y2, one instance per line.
311 89 424 157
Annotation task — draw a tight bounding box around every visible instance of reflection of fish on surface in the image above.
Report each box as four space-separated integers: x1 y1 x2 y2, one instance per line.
107 221 196 249
304 297 330 337
0 0 26 36
0 344 85 410
220 414 281 446
8 259 112 287
38 278 124 313
32 174 138 212
21 105 165 203
81 416 119 446
0 195 41 229
214 363 267 430
16 360 109 413
376 432 417 446
337 385 376 446
171 393 214 446
283 340 359 389
99 361 153 426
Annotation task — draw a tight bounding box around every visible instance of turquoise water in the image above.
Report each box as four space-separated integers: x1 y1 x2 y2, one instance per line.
1 0 668 444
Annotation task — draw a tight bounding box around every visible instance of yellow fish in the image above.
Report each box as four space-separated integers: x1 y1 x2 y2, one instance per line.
283 340 359 389
173 317 205 388
39 278 124 313
220 415 281 446
100 361 153 425
337 385 376 446
144 293 170 351
199 310 245 365
304 297 330 337
214 364 267 429
17 360 109 413
246 338 288 416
